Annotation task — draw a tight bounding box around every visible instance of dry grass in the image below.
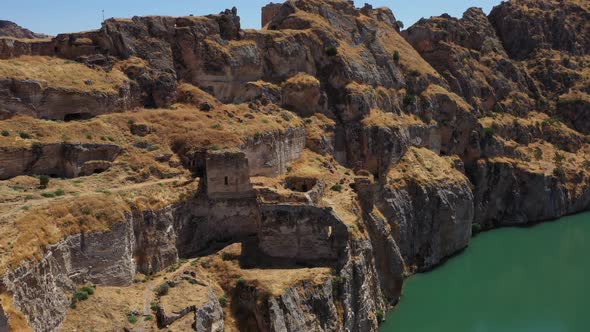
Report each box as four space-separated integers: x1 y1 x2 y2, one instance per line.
362 108 425 128
388 147 468 187
0 56 128 93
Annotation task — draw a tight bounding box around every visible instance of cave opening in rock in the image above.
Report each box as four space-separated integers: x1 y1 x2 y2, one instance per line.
284 176 318 193
64 113 92 122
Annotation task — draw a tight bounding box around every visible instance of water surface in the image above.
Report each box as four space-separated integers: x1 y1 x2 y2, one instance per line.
382 212 590 332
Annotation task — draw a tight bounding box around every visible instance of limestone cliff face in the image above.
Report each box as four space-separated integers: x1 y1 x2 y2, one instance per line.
469 159 590 229
374 148 474 270
0 78 140 121
0 143 120 180
1 0 590 331
243 126 306 177
2 220 136 332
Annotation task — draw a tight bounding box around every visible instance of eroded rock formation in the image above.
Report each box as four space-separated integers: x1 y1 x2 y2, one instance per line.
0 0 589 331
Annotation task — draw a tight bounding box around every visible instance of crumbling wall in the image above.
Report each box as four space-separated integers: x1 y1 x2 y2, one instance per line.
259 205 349 262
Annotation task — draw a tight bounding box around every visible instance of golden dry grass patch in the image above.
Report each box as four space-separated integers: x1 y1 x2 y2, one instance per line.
0 56 128 93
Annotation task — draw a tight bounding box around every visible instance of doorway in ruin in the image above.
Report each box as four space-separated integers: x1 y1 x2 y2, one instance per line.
64 112 92 122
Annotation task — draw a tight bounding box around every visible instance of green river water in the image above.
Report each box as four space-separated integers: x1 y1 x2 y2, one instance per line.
381 212 590 332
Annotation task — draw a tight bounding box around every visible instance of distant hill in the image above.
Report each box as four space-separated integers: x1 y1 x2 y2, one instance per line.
0 20 49 39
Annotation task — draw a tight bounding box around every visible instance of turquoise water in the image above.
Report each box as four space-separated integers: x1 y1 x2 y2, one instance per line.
382 212 590 332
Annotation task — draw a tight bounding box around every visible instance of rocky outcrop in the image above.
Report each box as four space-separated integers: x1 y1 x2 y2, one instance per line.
0 21 48 40
404 8 540 114
242 126 306 177
0 143 120 180
194 289 225 332
468 159 590 229
2 220 136 332
374 149 474 270
133 208 179 275
489 0 590 60
0 78 139 121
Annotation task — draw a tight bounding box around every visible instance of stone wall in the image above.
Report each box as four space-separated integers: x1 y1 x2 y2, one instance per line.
205 151 254 200
258 205 349 262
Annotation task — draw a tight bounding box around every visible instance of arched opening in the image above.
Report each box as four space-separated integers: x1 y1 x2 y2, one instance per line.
224 176 229 186
64 113 92 122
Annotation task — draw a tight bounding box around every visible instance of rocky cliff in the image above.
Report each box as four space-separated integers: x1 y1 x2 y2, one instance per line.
0 21 48 40
0 0 589 331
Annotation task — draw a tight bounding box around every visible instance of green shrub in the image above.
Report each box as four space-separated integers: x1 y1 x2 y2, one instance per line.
19 131 32 139
219 295 228 307
73 291 89 302
86 133 92 139
80 286 95 295
280 112 293 122
41 192 56 198
39 175 50 189
472 223 482 235
393 51 400 64
376 310 385 323
483 127 494 139
236 277 247 286
403 94 415 106
331 184 343 192
143 315 153 321
210 123 222 129
150 302 160 312
156 283 170 296
127 313 138 324
31 142 44 156
534 147 543 161
396 20 404 29
553 152 565 165
553 166 566 180
1 130 9 137
54 189 65 196
325 46 338 57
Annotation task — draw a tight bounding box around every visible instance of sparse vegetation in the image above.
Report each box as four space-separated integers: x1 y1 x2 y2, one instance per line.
219 295 228 307
325 46 338 57
396 20 404 29
403 94 416 106
18 131 32 139
393 51 400 64
39 175 50 189
534 147 543 161
1 130 9 137
376 310 385 323
156 283 170 296
330 184 343 192
127 312 138 324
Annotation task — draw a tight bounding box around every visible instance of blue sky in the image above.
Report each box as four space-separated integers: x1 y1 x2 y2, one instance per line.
3 0 503 36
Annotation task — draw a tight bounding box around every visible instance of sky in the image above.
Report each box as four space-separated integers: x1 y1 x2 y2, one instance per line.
2 0 504 36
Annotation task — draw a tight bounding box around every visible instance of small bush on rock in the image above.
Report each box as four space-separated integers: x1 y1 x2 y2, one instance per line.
325 46 338 57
